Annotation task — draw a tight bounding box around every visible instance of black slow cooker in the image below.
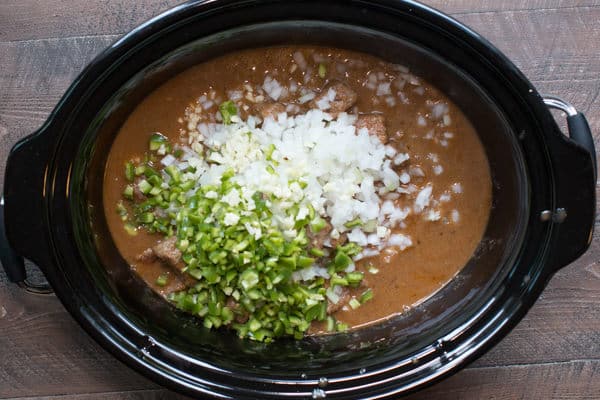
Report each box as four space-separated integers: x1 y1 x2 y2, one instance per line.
0 1 596 398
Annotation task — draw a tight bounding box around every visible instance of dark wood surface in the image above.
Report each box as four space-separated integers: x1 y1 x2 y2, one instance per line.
1 1 599 399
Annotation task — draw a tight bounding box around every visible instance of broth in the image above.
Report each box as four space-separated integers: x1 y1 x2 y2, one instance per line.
103 46 491 337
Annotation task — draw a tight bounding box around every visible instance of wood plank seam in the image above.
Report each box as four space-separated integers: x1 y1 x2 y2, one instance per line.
465 358 600 370
451 4 600 16
0 34 121 46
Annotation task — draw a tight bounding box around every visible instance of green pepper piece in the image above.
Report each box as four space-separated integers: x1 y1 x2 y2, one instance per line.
219 100 238 125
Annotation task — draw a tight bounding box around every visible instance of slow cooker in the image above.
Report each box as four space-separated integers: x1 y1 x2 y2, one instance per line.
0 1 596 398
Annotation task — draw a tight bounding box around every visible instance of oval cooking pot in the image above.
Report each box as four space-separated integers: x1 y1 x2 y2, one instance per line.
0 0 596 399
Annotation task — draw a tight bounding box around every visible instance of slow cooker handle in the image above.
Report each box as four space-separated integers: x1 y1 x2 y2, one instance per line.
544 95 597 178
1 130 54 295
543 96 597 271
0 197 26 282
0 201 53 294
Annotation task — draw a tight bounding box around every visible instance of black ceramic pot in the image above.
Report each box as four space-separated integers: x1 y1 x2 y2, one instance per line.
1 1 596 399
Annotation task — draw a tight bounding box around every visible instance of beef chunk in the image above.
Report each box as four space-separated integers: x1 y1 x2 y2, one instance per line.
234 312 249 324
307 221 348 250
307 222 333 250
133 178 147 201
312 82 357 116
329 232 348 249
226 297 237 309
136 248 156 263
152 236 182 268
254 102 286 120
356 113 387 144
226 297 249 324
327 287 351 314
160 274 191 296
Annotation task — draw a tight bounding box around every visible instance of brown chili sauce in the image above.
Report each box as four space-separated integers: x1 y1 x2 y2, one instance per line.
103 46 491 334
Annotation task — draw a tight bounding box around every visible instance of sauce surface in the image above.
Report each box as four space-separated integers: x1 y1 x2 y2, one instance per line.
103 46 492 332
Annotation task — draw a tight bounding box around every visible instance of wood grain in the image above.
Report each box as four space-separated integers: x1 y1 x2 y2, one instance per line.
7 391 188 400
428 0 600 14
3 360 599 400
411 360 600 400
2 0 600 42
0 1 598 399
0 35 118 180
0 1 179 42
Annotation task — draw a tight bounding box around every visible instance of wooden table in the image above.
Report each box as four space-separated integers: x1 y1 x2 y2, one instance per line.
1 1 598 399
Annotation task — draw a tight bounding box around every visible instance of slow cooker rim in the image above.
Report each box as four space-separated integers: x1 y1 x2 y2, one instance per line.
48 0 557 391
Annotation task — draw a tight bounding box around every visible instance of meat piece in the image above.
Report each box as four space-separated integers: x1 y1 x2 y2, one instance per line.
327 287 351 314
329 232 348 249
136 248 156 263
226 297 237 309
356 113 387 144
312 82 357 116
307 221 348 250
235 313 249 324
152 236 182 268
254 102 286 120
307 222 333 250
160 274 190 296
163 272 196 295
226 297 249 324
133 178 147 201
